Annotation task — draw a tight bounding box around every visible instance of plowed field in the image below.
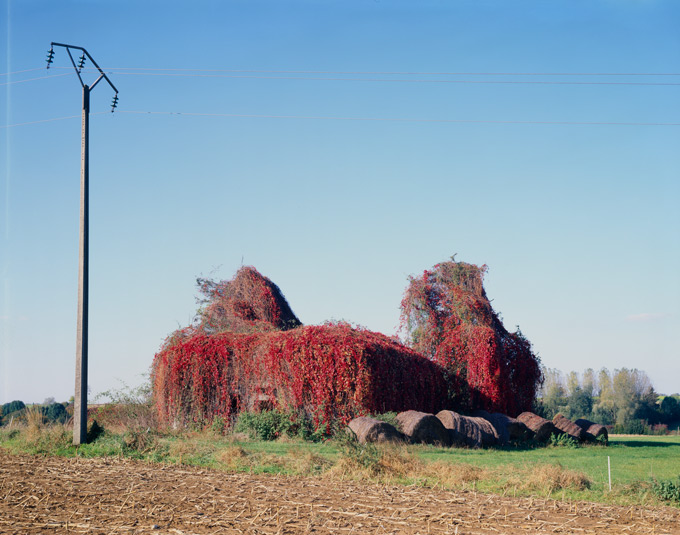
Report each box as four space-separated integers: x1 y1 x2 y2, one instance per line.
1 452 678 534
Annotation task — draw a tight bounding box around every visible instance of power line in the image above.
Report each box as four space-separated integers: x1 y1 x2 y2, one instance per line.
117 110 680 126
72 70 680 86
4 110 677 130
0 67 47 77
0 72 71 86
55 66 680 76
0 112 109 129
5 66 678 88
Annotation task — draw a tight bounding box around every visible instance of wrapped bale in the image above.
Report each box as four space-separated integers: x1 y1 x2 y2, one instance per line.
553 414 585 442
396 411 451 447
348 417 405 444
436 410 497 448
517 412 557 442
575 418 609 443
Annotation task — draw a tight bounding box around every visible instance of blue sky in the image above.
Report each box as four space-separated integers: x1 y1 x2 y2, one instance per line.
2 0 679 404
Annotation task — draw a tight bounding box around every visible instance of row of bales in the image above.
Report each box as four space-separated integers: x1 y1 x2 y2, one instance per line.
349 411 608 448
152 262 544 433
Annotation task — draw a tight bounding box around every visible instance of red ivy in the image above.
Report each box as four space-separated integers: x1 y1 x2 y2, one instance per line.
400 259 542 415
151 323 448 431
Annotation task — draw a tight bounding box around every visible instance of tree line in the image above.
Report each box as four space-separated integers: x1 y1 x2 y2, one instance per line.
536 367 680 434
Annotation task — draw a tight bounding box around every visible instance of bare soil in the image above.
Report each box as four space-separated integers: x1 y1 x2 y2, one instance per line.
1 452 679 534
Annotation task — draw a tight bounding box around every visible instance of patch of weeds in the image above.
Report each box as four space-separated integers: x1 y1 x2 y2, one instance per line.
525 463 591 492
234 409 328 442
549 433 579 449
371 412 399 429
210 416 228 436
334 430 382 471
651 476 680 503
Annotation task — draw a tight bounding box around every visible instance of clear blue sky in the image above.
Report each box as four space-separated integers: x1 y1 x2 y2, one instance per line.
2 0 679 404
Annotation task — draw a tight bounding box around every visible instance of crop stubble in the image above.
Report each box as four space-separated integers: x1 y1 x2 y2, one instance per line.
1 452 678 534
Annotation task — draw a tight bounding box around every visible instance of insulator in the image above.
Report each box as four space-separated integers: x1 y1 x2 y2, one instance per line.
111 94 119 113
46 49 55 68
77 54 86 71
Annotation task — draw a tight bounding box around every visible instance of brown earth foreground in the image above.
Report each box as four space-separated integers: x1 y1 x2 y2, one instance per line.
1 452 679 534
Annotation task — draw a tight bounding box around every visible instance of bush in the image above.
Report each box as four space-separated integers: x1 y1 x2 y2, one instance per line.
43 403 68 424
234 409 331 442
93 379 156 432
651 476 680 503
549 433 579 449
611 419 651 435
235 410 295 441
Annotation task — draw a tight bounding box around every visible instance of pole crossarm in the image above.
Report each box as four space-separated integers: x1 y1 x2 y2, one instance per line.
48 42 119 108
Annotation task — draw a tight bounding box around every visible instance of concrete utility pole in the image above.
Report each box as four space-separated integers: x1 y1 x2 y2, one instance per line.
46 43 118 445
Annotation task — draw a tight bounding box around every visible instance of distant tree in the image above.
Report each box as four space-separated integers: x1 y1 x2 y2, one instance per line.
1 400 25 417
567 386 594 420
582 368 596 398
634 387 661 424
43 402 68 424
43 396 56 405
593 368 615 425
660 396 680 423
566 371 580 397
540 368 568 419
610 368 654 426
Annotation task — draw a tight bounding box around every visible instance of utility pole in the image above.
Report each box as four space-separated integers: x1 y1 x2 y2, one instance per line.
46 43 118 445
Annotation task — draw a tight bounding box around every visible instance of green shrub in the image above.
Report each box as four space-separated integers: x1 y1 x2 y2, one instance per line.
235 410 294 441
549 433 579 448
211 415 228 435
611 420 651 435
651 476 680 503
43 403 68 424
371 412 399 428
234 409 331 442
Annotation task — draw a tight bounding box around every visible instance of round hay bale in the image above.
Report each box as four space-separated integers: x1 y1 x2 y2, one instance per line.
492 412 533 441
467 416 498 447
472 410 507 444
396 411 451 447
348 417 405 444
516 412 557 442
436 410 497 448
435 410 470 447
553 414 585 442
575 418 609 443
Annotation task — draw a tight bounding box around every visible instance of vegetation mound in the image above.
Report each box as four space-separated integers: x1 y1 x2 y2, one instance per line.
400 258 543 415
152 323 448 432
195 266 302 334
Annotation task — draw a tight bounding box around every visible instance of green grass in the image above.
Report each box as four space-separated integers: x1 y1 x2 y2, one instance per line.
1 424 678 507
411 436 680 504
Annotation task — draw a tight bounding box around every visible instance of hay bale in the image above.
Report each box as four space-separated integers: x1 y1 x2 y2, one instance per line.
436 410 497 448
473 410 533 444
348 417 405 444
473 410 507 444
494 413 533 441
553 414 585 442
396 411 451 446
435 410 470 446
516 412 557 442
575 418 609 443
